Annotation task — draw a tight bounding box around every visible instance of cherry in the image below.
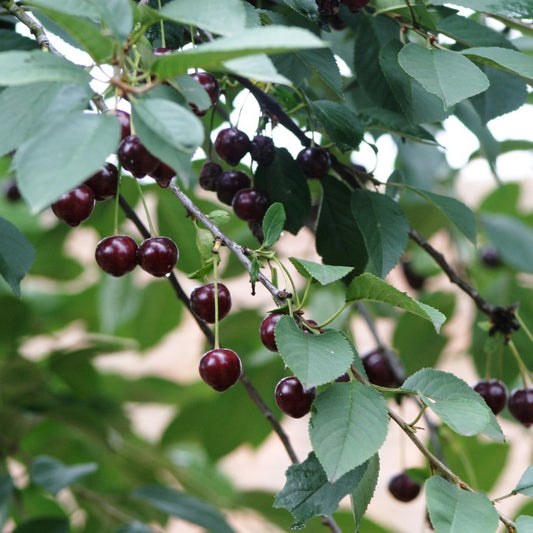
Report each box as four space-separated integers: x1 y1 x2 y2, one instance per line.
248 219 264 243
328 14 346 30
153 47 172 56
275 376 316 418
296 146 331 179
117 135 159 179
250 135 275 166
199 348 242 392
84 163 118 201
232 187 270 222
190 282 232 323
199 161 223 192
216 170 251 206
473 379 508 415
480 246 502 268
362 349 399 388
189 71 219 117
138 237 178 277
150 161 175 188
95 235 138 277
260 313 284 352
388 472 421 502
3 178 21 202
214 127 251 167
302 319 322 333
51 184 95 227
401 260 426 291
336 373 351 382
508 388 533 427
113 109 131 140
341 0 370 12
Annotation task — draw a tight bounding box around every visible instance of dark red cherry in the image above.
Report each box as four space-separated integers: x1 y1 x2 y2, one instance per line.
216 170 251 205
473 379 508 415
3 178 21 202
199 348 242 392
248 219 264 243
189 72 219 116
51 184 95 227
336 373 351 382
199 161 223 191
190 282 232 323
113 109 131 140
138 237 178 277
260 313 283 352
232 187 270 222
250 135 275 166
95 235 138 277
401 260 426 291
388 472 421 502
153 47 172 56
117 135 159 179
362 349 399 388
214 127 251 167
480 246 502 268
341 0 371 12
508 388 533 427
275 376 316 418
150 161 175 188
328 14 346 30
84 163 118 201
296 146 331 179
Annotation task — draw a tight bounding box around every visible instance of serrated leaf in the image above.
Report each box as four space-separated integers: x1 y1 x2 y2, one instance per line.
398 43 489 108
351 190 409 278
275 316 354 389
0 218 35 297
514 465 533 497
132 486 235 533
309 381 388 481
262 202 286 248
426 476 499 533
14 112 120 213
402 368 504 441
352 454 379 532
274 452 371 529
289 258 353 285
30 456 98 495
346 273 446 332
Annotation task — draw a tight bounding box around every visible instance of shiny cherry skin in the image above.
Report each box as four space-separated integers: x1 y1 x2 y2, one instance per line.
260 313 283 352
51 184 95 227
214 127 251 167
190 282 232 323
199 348 242 391
150 161 175 188
3 178 21 202
275 376 316 418
189 71 220 116
117 135 159 179
84 163 119 201
95 235 138 277
388 472 421 502
362 349 399 388
480 246 502 268
216 170 251 206
296 146 331 179
199 161 223 191
232 187 270 222
508 388 533 427
138 237 178 277
113 109 131 140
250 135 275 166
473 379 508 415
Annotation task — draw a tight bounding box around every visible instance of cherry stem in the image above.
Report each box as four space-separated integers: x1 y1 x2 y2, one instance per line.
516 311 533 344
508 340 531 388
213 252 220 349
135 179 157 236
113 170 122 235
157 0 166 49
316 301 351 329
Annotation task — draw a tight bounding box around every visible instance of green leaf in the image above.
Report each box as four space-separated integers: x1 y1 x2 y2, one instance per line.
0 475 14 531
12 518 69 533
275 316 354 389
114 524 154 533
254 148 310 235
0 217 35 297
351 190 409 278
398 43 489 108
26 0 94 17
161 0 247 37
14 112 120 213
223 54 291 85
94 0 133 41
273 452 371 529
289 258 353 285
30 456 98 495
402 368 504 441
431 0 533 19
515 466 533 497
426 476 499 533
132 486 235 533
480 213 533 273
346 273 446 333
517 515 533 533
0 51 91 86
262 202 286 248
351 454 379 532
316 175 368 274
151 26 326 78
309 100 363 151
309 381 388 481
0 29 39 51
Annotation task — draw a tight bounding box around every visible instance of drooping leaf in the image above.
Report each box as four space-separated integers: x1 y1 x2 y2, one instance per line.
309 381 388 481
462 47 533 83
275 316 354 389
346 273 446 333
262 202 286 248
514 465 533 497
223 54 291 84
351 454 380 532
289 258 353 285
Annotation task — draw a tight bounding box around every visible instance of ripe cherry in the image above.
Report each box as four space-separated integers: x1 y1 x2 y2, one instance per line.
214 127 251 167
138 237 178 277
388 472 421 502
3 178 21 202
51 184 95 227
153 47 172 56
473 379 508 415
113 109 131 140
189 71 219 116
260 313 283 352
275 376 316 418
95 235 138 277
216 170 251 206
508 388 533 427
362 349 399 388
199 348 242 391
296 146 331 179
199 161 223 192
190 282 232 323
250 135 275 166
401 260 426 291
480 246 502 268
118 135 159 179
84 163 118 201
232 187 270 222
150 161 175 188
